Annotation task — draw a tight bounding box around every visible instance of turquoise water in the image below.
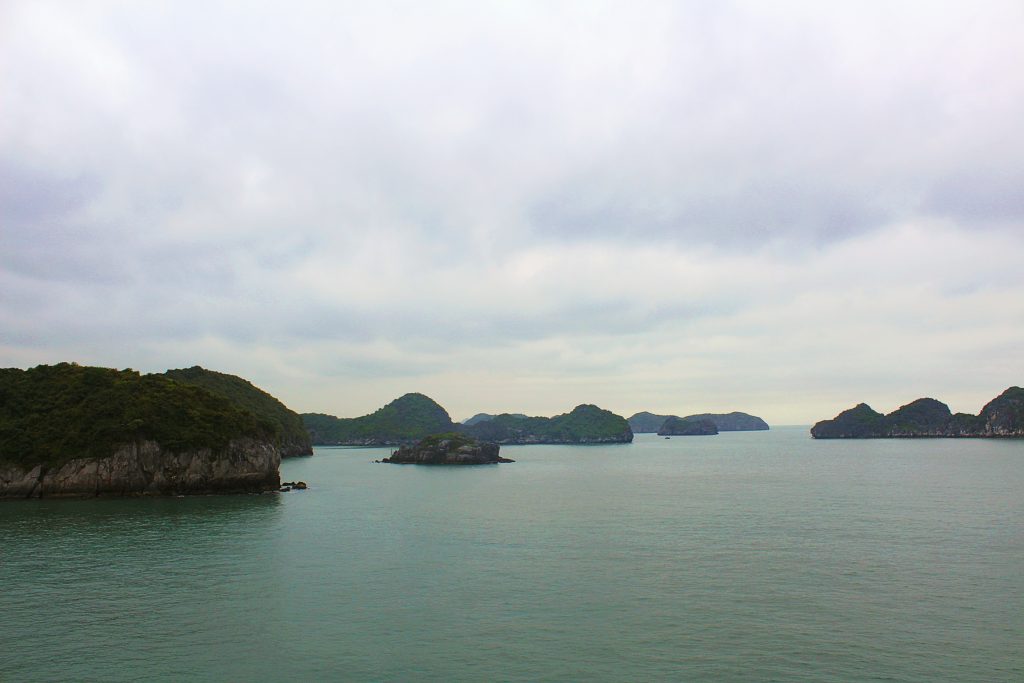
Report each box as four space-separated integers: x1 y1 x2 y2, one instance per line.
2 428 1022 682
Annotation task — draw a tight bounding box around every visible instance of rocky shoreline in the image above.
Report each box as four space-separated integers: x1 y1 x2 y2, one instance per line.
0 438 280 499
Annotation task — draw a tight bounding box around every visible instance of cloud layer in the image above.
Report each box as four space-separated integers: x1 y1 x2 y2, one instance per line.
2 1 1023 423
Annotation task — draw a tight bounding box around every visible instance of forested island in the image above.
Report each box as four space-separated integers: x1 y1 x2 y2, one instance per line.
459 405 633 444
811 387 1024 438
0 363 309 498
302 393 456 445
303 397 633 445
628 411 769 435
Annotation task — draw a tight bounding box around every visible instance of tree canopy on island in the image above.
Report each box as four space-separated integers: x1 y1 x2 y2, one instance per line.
164 366 312 456
811 387 1024 438
302 393 455 445
0 363 275 468
460 404 633 444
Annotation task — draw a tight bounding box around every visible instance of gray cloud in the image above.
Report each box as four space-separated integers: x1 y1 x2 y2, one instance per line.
1 1 1023 422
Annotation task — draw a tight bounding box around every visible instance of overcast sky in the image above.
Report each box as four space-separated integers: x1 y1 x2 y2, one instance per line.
2 1 1023 424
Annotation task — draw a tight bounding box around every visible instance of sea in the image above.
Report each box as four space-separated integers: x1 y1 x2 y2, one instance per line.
2 427 1021 682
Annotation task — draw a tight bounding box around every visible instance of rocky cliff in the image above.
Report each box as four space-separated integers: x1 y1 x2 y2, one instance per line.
0 438 279 498
0 363 285 498
811 387 1024 438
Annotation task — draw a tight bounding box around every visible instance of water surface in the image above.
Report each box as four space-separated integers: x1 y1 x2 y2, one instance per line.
2 428 1021 681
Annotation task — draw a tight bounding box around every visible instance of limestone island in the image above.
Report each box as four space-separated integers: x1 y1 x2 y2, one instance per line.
628 410 769 435
305 397 633 446
0 363 310 498
657 416 719 436
459 404 633 444
302 393 456 446
811 387 1024 438
382 433 512 465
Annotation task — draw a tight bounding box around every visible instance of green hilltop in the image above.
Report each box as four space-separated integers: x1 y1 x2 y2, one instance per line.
628 410 769 433
811 387 1024 438
460 404 633 444
304 397 633 445
0 363 275 469
302 393 455 445
164 366 312 457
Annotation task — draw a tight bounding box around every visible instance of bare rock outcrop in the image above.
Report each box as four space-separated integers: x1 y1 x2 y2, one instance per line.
0 438 280 498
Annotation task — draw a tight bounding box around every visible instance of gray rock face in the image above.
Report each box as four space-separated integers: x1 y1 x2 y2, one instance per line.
383 436 512 465
0 438 280 498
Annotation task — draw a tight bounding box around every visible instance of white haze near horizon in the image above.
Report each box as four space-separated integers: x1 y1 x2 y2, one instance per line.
2 1 1023 424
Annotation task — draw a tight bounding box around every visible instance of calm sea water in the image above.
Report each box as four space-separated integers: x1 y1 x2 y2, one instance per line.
2 428 1022 682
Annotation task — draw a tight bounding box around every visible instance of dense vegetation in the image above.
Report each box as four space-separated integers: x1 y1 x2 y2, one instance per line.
658 416 718 436
629 411 769 433
460 404 633 444
0 364 274 468
302 393 455 445
979 386 1024 434
811 387 1024 438
164 366 312 457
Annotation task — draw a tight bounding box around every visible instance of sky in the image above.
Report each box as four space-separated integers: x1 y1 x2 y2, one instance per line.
2 1 1023 424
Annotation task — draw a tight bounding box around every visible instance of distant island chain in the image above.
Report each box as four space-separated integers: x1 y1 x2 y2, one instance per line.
1 362 1020 498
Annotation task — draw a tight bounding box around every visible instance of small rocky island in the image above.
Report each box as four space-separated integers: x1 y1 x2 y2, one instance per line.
382 433 512 465
811 387 1024 438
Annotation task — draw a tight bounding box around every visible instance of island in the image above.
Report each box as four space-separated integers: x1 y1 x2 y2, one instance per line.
0 363 287 498
302 393 456 446
305 397 633 445
657 416 718 436
810 387 1024 438
459 404 633 444
628 411 769 434
382 433 512 465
